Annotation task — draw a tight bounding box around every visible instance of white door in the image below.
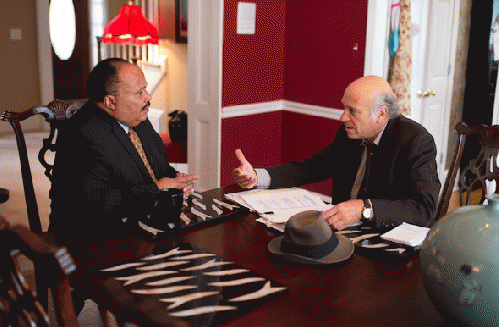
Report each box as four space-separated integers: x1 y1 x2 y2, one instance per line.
493 1 499 125
187 0 224 191
494 76 499 125
412 0 459 182
364 0 390 78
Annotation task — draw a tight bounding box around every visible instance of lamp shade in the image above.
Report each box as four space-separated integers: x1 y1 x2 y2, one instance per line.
102 5 158 45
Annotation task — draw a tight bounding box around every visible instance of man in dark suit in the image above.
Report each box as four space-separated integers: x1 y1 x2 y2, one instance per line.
49 58 198 232
233 76 440 230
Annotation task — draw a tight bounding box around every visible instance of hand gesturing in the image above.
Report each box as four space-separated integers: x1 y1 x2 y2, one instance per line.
233 149 257 189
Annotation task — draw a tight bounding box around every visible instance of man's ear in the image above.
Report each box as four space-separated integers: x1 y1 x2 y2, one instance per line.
103 95 116 110
376 105 389 123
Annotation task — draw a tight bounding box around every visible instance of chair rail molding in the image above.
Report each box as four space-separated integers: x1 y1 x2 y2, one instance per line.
222 100 343 121
222 101 283 118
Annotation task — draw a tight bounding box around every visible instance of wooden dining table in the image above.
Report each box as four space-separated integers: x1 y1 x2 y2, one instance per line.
46 185 450 327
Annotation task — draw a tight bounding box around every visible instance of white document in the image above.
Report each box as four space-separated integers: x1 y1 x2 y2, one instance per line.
226 188 332 225
380 222 430 247
224 188 264 209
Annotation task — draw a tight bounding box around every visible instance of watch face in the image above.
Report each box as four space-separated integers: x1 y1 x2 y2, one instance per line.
363 208 372 219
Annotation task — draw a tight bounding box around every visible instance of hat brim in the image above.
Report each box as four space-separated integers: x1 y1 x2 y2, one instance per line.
268 233 354 265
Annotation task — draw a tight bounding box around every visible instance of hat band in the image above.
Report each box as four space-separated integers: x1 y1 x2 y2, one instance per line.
280 236 338 259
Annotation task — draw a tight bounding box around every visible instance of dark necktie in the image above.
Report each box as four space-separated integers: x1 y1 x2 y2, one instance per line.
128 129 158 182
357 143 375 199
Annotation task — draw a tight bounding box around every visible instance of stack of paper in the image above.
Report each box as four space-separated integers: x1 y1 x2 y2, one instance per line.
225 188 332 231
380 222 431 247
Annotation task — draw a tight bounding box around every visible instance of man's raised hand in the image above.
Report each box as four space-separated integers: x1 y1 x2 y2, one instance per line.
233 149 257 188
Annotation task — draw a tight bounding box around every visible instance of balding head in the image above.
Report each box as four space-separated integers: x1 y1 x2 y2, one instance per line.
346 76 400 119
87 58 131 103
347 75 393 99
340 76 400 142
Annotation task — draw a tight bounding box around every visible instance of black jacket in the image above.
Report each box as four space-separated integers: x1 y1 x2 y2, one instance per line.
49 101 177 232
266 115 441 227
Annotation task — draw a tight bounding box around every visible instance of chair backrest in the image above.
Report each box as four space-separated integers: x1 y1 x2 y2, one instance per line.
433 121 499 221
1 99 86 233
0 215 79 327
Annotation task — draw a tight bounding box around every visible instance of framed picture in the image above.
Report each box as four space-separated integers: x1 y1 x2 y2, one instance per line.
175 0 187 43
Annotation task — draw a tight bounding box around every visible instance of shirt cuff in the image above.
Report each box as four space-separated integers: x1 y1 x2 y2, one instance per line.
367 199 374 220
255 168 271 188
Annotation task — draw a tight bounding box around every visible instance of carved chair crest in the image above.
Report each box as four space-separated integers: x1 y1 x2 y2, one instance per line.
457 122 499 205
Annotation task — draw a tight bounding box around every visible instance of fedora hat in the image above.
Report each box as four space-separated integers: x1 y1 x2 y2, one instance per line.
268 210 354 265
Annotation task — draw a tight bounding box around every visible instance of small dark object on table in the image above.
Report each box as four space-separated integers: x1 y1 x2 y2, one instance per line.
0 188 9 204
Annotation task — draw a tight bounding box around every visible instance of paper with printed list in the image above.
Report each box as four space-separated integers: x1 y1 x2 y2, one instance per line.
225 188 332 231
380 222 430 247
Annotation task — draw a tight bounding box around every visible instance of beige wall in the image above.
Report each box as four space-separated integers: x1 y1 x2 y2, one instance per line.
159 40 188 133
0 0 41 134
108 0 123 22
107 0 188 133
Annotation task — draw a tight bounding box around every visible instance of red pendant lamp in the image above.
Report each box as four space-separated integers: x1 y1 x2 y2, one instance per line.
102 3 158 45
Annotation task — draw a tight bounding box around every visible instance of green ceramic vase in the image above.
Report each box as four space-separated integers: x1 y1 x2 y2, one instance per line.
420 194 499 326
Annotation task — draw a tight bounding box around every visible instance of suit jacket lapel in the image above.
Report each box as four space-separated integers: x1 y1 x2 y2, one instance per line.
367 117 399 195
90 104 155 181
115 123 153 180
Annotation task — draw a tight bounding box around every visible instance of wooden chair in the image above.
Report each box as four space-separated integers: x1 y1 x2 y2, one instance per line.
1 99 86 234
1 99 86 311
1 100 189 326
0 215 79 327
0 214 189 327
433 121 499 222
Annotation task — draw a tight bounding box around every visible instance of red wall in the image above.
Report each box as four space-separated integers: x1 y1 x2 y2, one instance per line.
220 0 368 196
221 111 284 187
280 111 343 195
222 0 286 107
223 0 367 108
284 0 368 109
221 111 343 196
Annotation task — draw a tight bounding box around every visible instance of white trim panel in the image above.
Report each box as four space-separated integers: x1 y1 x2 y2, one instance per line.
187 0 224 190
364 0 390 79
222 100 343 121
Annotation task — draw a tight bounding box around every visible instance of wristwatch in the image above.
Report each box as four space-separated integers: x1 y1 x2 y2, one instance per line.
362 199 373 221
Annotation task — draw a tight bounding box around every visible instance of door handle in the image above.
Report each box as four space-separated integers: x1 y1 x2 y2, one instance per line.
417 89 436 98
